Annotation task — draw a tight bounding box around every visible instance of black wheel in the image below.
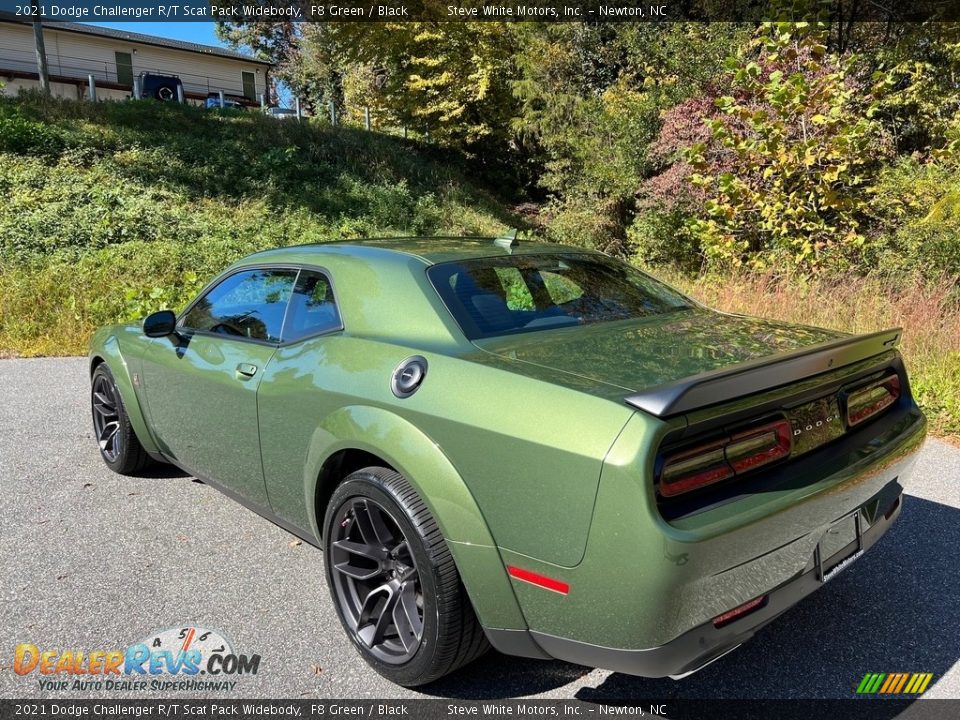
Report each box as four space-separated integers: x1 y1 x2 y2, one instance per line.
155 84 176 102
323 467 489 686
91 364 151 475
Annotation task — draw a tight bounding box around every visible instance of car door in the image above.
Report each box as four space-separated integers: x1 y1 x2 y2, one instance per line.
140 267 298 507
256 269 345 529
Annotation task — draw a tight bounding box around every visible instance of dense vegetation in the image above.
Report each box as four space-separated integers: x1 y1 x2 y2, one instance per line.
233 20 960 278
0 95 513 354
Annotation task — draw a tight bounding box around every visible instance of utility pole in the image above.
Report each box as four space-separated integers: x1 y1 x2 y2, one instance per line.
32 10 50 97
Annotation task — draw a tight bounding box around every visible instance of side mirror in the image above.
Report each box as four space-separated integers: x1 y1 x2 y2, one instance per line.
143 310 177 338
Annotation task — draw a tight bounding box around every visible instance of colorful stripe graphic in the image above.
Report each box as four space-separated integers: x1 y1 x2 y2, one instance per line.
856 672 933 694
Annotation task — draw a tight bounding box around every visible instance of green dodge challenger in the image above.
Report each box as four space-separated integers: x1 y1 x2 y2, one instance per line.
89 237 926 686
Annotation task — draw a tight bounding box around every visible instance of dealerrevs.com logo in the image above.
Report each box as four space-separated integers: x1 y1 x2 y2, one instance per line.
14 626 261 692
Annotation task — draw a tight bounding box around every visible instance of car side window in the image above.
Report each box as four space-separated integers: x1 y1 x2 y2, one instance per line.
181 268 297 343
281 269 342 342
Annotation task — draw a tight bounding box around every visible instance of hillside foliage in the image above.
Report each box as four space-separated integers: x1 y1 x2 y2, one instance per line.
222 19 960 277
0 96 514 355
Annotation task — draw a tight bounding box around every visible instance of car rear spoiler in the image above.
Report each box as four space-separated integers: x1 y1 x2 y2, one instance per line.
624 328 902 418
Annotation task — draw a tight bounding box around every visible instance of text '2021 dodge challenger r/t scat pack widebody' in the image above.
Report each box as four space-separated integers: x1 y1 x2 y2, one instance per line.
89 237 926 686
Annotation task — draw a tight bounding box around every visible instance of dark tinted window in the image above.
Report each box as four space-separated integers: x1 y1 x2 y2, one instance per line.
428 253 692 339
115 52 133 86
182 269 296 343
282 270 342 342
242 71 257 101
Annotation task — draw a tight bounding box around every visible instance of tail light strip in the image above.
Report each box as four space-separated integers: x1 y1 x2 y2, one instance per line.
658 372 902 499
659 418 792 498
845 375 901 427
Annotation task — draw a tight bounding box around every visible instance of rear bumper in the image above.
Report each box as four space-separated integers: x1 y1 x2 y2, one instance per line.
489 484 904 677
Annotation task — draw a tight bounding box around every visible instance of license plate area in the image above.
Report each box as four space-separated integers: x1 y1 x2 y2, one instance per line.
816 513 865 583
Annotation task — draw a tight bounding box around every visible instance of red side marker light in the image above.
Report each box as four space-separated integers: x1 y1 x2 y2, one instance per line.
712 594 768 628
507 566 569 595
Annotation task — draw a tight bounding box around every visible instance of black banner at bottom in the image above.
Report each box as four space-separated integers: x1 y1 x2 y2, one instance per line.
1 699 957 720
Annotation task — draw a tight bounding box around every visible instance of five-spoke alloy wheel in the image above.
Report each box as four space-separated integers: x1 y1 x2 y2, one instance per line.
92 371 123 464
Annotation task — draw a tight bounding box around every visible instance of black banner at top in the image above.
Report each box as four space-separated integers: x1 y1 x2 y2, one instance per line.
0 699 959 720
3 0 960 23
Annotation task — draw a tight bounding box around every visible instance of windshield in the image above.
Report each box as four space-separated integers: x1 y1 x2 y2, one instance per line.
428 253 693 340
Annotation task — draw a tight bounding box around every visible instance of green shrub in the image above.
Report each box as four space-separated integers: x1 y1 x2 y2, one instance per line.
866 158 960 277
683 24 887 273
0 95 517 355
627 210 704 272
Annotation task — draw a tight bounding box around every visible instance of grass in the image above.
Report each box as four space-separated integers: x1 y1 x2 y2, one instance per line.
652 268 960 439
0 94 519 355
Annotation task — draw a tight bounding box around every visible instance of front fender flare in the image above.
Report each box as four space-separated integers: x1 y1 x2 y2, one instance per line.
89 334 159 455
305 404 527 630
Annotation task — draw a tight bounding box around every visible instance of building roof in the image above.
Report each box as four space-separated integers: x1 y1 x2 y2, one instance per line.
0 16 272 66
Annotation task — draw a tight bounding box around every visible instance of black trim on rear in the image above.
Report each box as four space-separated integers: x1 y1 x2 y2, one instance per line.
625 328 902 418
653 352 920 521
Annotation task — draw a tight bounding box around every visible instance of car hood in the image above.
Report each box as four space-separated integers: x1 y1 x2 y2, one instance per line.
471 308 846 393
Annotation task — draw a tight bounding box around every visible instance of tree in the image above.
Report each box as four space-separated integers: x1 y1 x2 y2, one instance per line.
215 20 299 106
512 23 746 254
300 22 518 145
638 23 888 273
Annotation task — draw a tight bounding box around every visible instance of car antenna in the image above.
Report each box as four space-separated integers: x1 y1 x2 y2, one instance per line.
494 229 519 251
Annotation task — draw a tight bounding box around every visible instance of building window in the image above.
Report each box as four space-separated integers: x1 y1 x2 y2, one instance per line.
115 52 133 86
241 71 256 102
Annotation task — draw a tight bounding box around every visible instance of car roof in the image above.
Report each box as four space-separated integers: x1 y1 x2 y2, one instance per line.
239 237 594 266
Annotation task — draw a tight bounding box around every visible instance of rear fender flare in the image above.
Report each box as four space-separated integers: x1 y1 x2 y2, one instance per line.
305 404 527 629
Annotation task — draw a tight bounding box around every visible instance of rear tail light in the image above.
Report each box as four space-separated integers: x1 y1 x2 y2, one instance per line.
845 374 901 427
712 594 768 628
725 420 792 473
659 418 792 498
659 441 733 498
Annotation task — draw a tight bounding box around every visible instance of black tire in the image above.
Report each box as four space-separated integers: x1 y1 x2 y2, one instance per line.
323 467 489 686
90 364 152 475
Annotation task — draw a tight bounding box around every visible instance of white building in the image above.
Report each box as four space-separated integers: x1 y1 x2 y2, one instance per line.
0 17 272 105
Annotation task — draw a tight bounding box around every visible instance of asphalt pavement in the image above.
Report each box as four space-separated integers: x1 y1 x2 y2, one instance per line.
1 357 957 701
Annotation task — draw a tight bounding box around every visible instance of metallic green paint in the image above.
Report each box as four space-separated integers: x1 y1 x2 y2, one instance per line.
89 238 928 676
474 309 845 392
140 334 278 506
88 326 159 455
498 401 925 649
254 334 635 567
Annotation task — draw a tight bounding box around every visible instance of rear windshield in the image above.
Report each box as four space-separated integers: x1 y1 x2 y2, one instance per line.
428 253 693 340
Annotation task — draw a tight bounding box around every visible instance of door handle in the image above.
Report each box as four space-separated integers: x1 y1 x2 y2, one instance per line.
235 363 258 380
